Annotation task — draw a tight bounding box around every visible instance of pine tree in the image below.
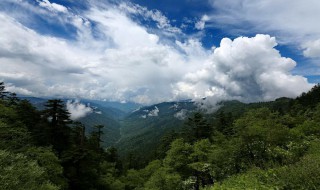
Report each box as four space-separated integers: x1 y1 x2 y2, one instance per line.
7 92 19 106
0 82 8 100
94 124 104 148
42 99 72 155
185 112 211 142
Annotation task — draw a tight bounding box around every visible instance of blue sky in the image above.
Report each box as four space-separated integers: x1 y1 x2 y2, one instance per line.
0 0 319 106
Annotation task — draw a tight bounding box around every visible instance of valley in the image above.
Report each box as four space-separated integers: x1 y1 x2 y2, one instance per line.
21 94 293 164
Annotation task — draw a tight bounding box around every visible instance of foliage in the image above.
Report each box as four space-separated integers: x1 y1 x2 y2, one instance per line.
0 150 59 190
1 82 320 190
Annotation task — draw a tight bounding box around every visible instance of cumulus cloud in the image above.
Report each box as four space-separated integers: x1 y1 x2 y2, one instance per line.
0 1 313 109
206 0 320 62
66 100 93 120
173 34 313 112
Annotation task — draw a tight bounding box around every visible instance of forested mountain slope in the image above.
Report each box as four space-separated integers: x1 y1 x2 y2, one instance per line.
116 101 196 161
19 97 138 146
2 82 320 189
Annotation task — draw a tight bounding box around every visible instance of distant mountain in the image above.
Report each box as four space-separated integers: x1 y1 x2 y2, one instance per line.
114 97 294 161
18 96 141 146
19 95 295 160
115 101 197 159
84 100 142 113
18 96 48 110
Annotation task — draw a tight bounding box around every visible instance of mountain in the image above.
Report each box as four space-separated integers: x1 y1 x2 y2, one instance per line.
19 95 294 160
84 100 142 113
18 96 141 146
115 101 197 159
114 97 295 162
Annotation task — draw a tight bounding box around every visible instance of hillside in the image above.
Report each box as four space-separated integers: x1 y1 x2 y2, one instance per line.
19 95 295 158
2 83 320 190
19 97 140 146
114 97 294 162
116 101 196 160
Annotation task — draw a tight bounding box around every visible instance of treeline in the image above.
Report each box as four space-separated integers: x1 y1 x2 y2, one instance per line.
1 82 320 189
122 84 320 190
0 82 122 190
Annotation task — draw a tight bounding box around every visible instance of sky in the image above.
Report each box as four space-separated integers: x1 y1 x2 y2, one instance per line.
0 0 320 107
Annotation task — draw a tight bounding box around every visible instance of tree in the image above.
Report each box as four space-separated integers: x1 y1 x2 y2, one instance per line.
234 108 292 167
188 139 214 189
42 99 72 155
0 150 60 190
214 111 234 136
24 147 68 189
94 124 105 148
0 102 32 151
184 112 212 143
7 92 19 106
0 82 8 100
156 130 178 159
164 138 192 176
71 122 86 148
144 167 182 190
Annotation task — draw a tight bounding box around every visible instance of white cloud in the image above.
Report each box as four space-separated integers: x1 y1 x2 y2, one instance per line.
95 111 102 114
0 1 313 109
37 0 68 13
66 100 93 120
148 106 159 117
169 103 179 110
173 34 313 112
140 106 160 118
207 0 320 61
174 109 188 120
119 2 181 34
303 39 320 58
195 15 210 30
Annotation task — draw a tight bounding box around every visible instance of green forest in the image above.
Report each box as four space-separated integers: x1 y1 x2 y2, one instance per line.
1 81 320 190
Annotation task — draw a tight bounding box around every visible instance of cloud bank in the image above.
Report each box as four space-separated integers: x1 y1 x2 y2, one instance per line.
174 35 312 102
0 0 314 107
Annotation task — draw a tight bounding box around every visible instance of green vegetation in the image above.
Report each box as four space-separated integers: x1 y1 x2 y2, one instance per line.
1 81 320 189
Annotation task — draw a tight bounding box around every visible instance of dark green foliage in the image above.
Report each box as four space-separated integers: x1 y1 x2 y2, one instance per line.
184 112 212 143
0 84 121 190
296 84 320 108
116 85 320 190
42 99 72 154
156 130 179 159
21 96 124 147
0 82 8 99
116 101 195 165
0 150 60 190
78 104 123 147
2 81 320 190
212 111 234 136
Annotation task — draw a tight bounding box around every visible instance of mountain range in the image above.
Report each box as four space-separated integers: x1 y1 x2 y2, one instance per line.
20 95 294 162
